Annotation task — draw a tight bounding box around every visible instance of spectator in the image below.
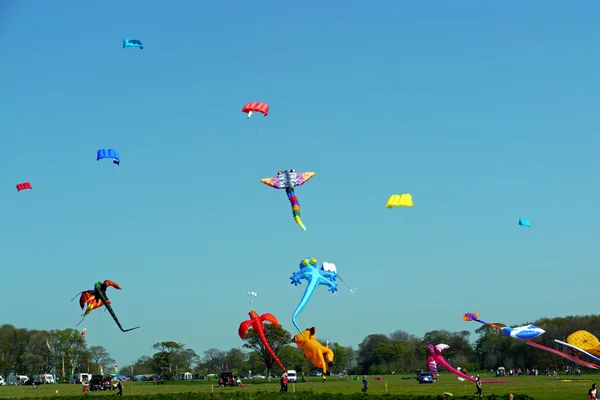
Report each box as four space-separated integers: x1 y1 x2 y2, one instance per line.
362 375 368 394
474 375 482 398
588 383 598 399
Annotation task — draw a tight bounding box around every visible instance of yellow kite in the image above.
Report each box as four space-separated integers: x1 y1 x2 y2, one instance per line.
386 194 413 208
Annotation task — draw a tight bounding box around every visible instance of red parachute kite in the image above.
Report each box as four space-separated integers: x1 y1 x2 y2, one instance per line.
16 182 32 192
242 102 269 118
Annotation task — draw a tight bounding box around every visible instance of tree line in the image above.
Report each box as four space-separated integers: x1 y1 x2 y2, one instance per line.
0 325 114 378
4 315 600 379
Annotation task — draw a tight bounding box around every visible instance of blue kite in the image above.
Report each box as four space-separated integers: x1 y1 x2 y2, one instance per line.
97 149 120 165
518 219 531 227
123 39 143 49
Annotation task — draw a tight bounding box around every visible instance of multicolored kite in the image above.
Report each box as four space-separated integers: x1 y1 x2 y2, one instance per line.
426 344 510 383
261 169 315 230
463 312 545 339
73 280 140 332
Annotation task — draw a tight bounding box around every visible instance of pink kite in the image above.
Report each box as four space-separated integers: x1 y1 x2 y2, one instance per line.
426 344 511 384
526 341 600 370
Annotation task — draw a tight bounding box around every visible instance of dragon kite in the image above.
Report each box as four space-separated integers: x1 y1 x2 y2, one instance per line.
261 169 315 230
73 280 140 333
238 310 286 372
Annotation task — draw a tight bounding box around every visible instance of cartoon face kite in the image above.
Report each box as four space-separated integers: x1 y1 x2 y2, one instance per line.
292 327 334 377
261 169 315 230
73 280 140 332
290 257 337 333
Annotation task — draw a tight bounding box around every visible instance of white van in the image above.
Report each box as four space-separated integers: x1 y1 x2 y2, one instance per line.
42 374 55 384
7 374 28 385
0 376 4 385
286 370 297 382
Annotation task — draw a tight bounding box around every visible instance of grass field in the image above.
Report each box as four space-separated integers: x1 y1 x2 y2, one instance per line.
0 373 596 399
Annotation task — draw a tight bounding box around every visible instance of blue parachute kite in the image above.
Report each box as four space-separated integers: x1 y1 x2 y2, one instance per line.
97 149 120 165
518 219 531 227
123 39 143 49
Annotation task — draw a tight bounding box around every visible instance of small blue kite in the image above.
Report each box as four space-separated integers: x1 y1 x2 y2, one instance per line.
97 149 120 165
123 39 143 49
518 219 531 227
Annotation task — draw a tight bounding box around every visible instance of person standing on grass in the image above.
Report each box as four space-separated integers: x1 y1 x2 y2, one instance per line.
474 375 482 398
588 383 598 399
283 373 289 392
116 380 122 396
361 375 368 394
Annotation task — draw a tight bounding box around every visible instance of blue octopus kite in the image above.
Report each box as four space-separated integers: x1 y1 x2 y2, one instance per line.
290 257 338 333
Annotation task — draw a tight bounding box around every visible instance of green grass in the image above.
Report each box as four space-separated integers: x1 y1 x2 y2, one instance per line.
0 373 596 399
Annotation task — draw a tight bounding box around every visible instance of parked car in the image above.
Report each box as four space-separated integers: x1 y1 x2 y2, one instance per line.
417 371 434 384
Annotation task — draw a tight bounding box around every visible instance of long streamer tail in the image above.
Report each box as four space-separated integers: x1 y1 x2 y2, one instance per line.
463 313 502 330
70 291 84 302
258 329 286 372
105 302 140 332
96 288 140 333
286 188 306 230
75 314 86 327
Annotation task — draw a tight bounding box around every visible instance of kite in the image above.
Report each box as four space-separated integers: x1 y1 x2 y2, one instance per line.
426 344 510 383
72 280 140 332
16 182 32 192
290 257 337 333
248 292 257 303
261 169 315 230
518 219 531 227
123 39 143 49
555 340 600 364
81 329 87 336
292 327 334 379
97 149 120 165
242 102 269 118
463 313 545 339
238 310 286 372
386 194 413 208
566 330 600 357
526 341 600 369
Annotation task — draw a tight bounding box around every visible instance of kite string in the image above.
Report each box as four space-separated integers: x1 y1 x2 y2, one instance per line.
336 274 356 294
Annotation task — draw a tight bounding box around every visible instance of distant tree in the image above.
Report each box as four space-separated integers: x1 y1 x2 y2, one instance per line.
203 348 226 372
152 341 184 373
89 345 112 374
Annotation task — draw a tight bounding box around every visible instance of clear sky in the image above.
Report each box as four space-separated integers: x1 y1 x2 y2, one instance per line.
1 0 599 370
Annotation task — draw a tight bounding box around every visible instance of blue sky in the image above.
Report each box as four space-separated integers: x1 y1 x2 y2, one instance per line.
1 0 599 370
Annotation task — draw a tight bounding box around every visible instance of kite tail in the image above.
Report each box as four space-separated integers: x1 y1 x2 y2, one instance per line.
286 189 306 230
70 291 84 302
257 328 286 372
474 317 502 331
104 302 140 333
75 314 86 327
